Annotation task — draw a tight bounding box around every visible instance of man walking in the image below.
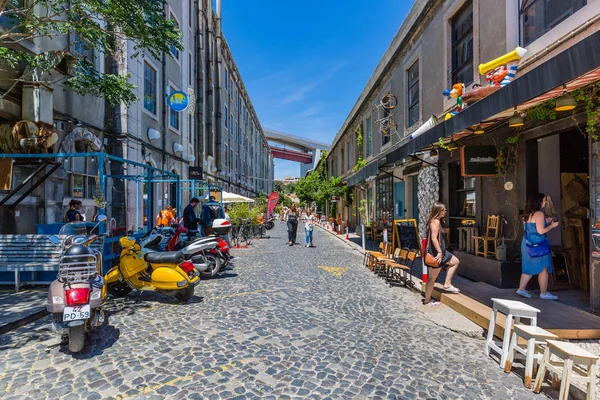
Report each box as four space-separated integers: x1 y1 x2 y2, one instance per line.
201 196 225 236
183 198 201 239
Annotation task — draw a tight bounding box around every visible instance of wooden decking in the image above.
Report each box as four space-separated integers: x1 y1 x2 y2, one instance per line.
429 281 600 340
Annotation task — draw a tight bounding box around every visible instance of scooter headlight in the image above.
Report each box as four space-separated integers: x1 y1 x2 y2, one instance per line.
90 291 102 300
177 280 187 287
52 296 64 305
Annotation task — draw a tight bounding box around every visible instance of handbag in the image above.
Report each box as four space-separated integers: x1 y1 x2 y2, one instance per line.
424 229 441 267
524 225 550 257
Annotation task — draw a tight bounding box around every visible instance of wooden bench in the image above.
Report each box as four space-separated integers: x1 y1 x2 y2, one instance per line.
0 235 65 291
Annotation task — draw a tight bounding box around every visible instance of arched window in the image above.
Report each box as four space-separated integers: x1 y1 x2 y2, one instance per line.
69 141 98 198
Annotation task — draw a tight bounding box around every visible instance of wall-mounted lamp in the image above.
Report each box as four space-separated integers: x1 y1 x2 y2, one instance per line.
447 140 459 151
188 155 195 162
555 84 577 111
147 128 161 141
508 107 525 127
429 148 438 157
173 143 184 153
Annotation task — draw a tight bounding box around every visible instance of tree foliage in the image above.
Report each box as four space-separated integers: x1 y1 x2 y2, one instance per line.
0 0 183 106
296 150 351 212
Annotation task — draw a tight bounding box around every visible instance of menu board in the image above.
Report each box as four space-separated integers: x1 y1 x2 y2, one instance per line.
392 219 420 253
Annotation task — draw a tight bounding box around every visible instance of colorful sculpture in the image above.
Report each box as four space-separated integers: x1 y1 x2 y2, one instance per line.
442 83 465 120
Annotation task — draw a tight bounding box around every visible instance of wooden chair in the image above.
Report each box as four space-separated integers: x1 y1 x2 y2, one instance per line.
364 242 385 268
372 243 392 275
386 249 416 288
474 215 500 258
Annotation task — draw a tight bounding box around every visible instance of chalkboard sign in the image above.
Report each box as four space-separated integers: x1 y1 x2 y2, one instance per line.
460 146 497 176
392 219 420 253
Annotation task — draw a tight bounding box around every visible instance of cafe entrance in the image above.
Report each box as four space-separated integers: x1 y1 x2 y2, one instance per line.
525 129 591 300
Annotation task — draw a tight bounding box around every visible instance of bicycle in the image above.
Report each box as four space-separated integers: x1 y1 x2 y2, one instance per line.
232 218 253 247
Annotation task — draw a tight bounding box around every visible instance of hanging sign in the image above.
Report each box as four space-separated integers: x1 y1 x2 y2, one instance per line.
168 91 189 111
331 196 340 203
189 166 203 180
460 146 498 176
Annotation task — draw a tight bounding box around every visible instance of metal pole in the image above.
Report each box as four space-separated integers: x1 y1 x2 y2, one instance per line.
136 179 140 231
147 169 153 232
177 174 182 215
99 155 106 215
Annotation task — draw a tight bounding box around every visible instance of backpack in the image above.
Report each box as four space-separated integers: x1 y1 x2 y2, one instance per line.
207 204 222 220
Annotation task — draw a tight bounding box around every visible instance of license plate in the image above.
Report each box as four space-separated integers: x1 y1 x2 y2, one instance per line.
63 305 91 322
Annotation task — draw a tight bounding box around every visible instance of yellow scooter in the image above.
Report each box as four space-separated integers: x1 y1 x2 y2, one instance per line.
105 235 199 302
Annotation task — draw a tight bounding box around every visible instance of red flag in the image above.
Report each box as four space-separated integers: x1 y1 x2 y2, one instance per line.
266 192 279 219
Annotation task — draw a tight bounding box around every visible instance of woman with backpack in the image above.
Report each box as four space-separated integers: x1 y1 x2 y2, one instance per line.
65 199 83 222
284 204 299 246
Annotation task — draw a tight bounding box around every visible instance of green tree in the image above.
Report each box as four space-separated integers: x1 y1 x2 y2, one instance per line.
274 181 285 193
0 0 183 106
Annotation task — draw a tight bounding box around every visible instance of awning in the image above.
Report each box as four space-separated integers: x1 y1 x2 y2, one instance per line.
203 191 254 203
346 157 386 187
386 30 600 165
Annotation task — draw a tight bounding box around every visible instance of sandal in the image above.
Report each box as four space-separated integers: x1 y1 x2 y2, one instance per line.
443 285 460 293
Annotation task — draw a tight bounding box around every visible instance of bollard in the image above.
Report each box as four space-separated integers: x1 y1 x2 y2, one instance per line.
345 225 349 240
421 238 428 284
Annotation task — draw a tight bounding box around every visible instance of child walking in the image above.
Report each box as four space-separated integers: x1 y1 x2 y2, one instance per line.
304 208 315 247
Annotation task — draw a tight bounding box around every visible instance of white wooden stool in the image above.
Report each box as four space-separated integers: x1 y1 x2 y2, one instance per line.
485 298 540 370
533 340 598 400
504 324 558 388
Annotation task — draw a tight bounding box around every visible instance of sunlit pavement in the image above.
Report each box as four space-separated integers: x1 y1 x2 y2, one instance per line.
0 224 539 399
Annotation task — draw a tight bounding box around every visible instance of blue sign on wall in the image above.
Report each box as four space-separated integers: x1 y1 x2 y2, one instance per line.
168 91 189 111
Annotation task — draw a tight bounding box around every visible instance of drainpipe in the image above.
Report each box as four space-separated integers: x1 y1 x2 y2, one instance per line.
206 0 214 175
161 3 168 211
196 0 205 164
214 0 222 178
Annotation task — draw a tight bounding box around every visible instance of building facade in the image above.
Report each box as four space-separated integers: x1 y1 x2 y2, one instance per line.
328 0 600 308
0 0 273 233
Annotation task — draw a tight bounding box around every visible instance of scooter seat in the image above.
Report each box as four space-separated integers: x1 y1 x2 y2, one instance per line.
144 251 184 264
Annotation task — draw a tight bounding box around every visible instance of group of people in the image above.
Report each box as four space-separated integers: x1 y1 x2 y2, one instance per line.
182 196 225 238
422 192 559 306
283 204 315 247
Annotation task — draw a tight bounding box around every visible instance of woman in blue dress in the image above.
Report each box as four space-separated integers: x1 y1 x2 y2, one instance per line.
517 193 560 300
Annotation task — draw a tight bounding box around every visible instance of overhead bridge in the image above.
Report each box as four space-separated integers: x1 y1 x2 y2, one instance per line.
263 128 330 176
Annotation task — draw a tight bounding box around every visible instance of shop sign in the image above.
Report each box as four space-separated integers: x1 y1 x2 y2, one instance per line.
168 91 189 111
331 196 340 202
460 146 497 176
189 166 203 180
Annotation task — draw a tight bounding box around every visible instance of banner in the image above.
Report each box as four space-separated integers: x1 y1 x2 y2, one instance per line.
266 192 279 219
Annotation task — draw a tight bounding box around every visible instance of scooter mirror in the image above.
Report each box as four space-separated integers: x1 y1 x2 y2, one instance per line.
49 235 60 244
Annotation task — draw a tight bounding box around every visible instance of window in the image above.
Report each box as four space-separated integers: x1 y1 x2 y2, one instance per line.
0 0 23 31
230 149 234 171
229 115 233 132
375 176 393 225
407 62 419 127
169 87 180 130
520 0 586 46
346 141 351 172
170 13 180 60
366 117 372 157
143 62 157 114
188 114 193 145
69 142 98 199
224 144 228 166
224 105 228 129
73 33 95 63
381 106 391 146
449 161 476 218
451 1 473 86
224 68 228 92
189 53 193 85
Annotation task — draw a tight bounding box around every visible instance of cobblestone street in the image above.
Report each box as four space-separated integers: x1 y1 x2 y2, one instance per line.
0 224 543 399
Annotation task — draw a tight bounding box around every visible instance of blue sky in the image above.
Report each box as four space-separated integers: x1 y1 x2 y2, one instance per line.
221 0 412 180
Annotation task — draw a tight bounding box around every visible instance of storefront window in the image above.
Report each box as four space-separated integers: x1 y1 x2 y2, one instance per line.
591 141 600 259
376 176 393 225
69 142 98 199
520 0 586 47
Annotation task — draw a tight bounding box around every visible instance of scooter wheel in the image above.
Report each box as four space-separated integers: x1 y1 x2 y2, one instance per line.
107 281 132 297
175 285 194 302
68 324 85 353
199 254 222 279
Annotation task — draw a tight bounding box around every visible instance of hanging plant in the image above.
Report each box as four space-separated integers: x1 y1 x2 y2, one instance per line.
438 137 451 150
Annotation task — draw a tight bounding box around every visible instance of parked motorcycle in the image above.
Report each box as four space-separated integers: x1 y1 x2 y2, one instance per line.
47 215 108 353
104 232 199 302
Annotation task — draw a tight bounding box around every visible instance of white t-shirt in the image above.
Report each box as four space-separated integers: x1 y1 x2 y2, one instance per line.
304 214 314 230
